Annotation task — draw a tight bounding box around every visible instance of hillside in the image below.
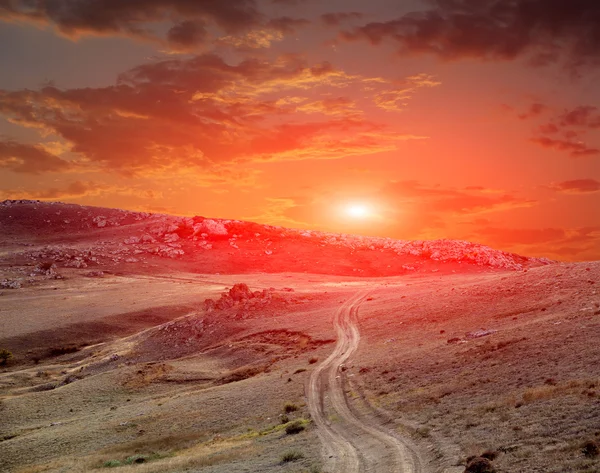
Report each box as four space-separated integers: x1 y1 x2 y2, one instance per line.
1 200 598 473
0 200 552 289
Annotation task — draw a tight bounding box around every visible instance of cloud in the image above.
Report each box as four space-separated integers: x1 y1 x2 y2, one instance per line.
0 0 308 51
0 53 426 176
340 0 600 71
0 139 71 174
0 180 169 201
0 180 108 200
548 179 600 194
530 136 599 157
385 180 537 215
559 106 600 128
471 225 600 259
321 12 365 26
514 103 600 157
295 97 360 116
517 103 548 120
373 73 441 111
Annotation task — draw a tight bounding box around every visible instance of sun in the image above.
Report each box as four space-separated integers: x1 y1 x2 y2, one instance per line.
345 204 370 219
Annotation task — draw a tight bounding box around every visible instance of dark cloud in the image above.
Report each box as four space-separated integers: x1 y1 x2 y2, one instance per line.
340 0 600 70
0 140 70 174
321 12 364 26
0 0 308 50
548 179 600 194
167 20 209 51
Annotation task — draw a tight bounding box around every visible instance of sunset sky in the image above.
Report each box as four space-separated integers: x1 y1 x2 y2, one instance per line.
0 0 599 261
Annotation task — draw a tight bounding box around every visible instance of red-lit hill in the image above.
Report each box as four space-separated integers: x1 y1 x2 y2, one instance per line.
0 200 553 280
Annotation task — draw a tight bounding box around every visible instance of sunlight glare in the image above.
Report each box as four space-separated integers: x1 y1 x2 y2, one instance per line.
346 204 369 219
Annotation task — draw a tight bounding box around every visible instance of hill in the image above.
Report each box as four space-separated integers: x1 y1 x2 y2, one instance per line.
0 200 552 288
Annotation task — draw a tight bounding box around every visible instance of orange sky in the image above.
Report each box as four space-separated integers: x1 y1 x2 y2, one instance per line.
0 0 599 261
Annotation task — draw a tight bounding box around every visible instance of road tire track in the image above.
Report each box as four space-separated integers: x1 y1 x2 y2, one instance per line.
307 291 424 473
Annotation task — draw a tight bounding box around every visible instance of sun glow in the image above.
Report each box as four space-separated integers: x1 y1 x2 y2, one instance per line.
345 204 370 219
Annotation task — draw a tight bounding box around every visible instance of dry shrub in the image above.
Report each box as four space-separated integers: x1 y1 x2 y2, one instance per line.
285 420 306 435
582 440 600 458
280 450 304 463
465 456 496 473
522 385 557 403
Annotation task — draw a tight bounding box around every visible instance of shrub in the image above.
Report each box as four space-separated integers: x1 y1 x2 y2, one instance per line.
308 357 318 364
280 415 290 424
480 450 499 461
285 420 305 435
280 450 303 463
48 346 78 357
124 455 147 464
582 440 600 458
0 349 12 365
284 402 299 413
465 456 495 473
102 460 121 468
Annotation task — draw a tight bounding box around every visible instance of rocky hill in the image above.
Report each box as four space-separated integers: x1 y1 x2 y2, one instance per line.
0 200 553 287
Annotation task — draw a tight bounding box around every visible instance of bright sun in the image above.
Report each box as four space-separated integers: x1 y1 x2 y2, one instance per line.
346 204 370 219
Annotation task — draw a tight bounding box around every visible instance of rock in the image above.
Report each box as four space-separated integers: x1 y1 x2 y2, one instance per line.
164 233 180 243
203 298 216 312
466 329 497 339
0 279 22 289
229 283 252 302
193 219 228 236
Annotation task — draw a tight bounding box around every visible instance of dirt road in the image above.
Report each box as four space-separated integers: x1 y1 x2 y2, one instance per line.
307 291 424 473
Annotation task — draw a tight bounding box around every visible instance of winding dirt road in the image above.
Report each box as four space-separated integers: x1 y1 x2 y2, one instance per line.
307 291 424 473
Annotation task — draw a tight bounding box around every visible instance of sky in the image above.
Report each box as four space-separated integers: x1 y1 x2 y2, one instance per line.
0 0 599 261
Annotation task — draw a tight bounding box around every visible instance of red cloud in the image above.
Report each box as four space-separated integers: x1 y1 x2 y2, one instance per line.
0 54 424 175
559 106 600 128
530 136 599 157
548 179 600 194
